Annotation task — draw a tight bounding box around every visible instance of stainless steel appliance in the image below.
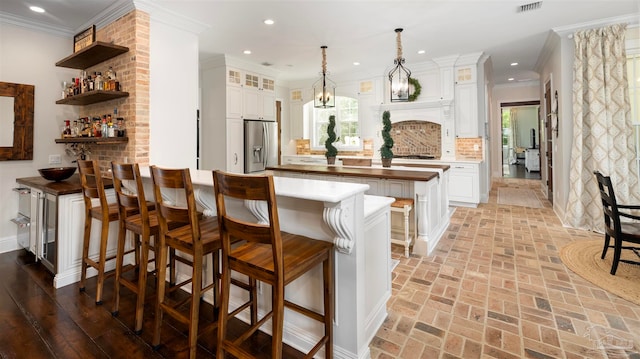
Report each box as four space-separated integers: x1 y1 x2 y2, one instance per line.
10 186 57 273
11 187 31 251
244 119 278 173
35 189 57 273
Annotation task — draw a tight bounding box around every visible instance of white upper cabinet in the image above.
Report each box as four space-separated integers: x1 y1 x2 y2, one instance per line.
454 64 479 138
242 71 275 121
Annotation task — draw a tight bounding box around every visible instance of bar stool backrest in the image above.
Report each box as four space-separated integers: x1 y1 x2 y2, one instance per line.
212 170 284 278
149 166 202 244
77 160 109 217
111 162 149 226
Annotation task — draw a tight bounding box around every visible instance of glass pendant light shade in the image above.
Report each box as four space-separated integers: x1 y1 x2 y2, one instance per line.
388 28 411 102
313 46 336 108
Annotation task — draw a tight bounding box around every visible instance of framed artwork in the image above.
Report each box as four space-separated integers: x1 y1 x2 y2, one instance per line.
74 25 95 53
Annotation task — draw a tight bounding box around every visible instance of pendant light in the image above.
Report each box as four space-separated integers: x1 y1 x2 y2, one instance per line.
388 28 411 102
313 46 336 108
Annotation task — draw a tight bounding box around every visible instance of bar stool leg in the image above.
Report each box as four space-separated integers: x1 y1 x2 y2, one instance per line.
324 253 334 358
134 232 150 334
79 215 92 292
152 240 168 350
188 253 203 359
112 220 127 316
271 281 285 358
95 219 110 305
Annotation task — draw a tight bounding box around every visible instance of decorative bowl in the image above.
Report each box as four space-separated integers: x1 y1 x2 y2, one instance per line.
38 167 76 181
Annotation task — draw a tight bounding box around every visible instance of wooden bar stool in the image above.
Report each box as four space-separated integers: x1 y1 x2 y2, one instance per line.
390 197 414 258
77 159 124 305
110 162 190 334
148 166 222 358
213 170 334 358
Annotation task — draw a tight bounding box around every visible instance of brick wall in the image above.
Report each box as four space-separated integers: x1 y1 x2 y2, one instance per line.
390 121 441 158
455 137 483 160
75 10 149 174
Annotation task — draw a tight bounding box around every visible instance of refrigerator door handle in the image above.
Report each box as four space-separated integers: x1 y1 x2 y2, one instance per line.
263 122 269 167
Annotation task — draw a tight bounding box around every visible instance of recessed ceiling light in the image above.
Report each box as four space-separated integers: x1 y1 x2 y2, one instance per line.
243 50 251 55
418 50 426 55
508 77 514 81
353 62 360 66
29 6 45 13
264 19 274 25
510 62 518 66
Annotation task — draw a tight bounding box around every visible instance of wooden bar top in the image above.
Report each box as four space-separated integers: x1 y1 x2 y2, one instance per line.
16 174 113 196
267 164 442 182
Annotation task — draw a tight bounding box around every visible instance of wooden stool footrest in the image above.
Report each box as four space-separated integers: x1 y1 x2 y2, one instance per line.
232 311 274 345
284 299 324 323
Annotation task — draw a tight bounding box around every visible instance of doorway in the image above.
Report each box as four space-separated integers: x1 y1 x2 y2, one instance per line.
501 101 541 180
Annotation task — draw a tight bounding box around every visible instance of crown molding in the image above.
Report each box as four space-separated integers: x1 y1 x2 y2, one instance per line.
0 11 73 37
76 0 134 33
134 0 210 34
553 14 639 37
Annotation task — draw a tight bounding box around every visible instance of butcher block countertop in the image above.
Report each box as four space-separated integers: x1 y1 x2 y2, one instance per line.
267 164 448 182
16 174 113 196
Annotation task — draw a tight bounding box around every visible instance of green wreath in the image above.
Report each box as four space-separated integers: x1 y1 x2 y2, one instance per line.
408 77 421 102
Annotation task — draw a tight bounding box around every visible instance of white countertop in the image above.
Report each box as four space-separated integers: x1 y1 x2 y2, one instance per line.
139 166 369 204
284 154 483 165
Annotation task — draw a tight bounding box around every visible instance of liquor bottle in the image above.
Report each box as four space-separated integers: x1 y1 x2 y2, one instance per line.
72 120 79 137
116 118 126 137
106 67 115 91
107 114 114 137
95 72 103 92
62 120 72 138
87 75 94 91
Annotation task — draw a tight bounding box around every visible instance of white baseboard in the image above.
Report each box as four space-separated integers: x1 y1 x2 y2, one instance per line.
0 235 19 254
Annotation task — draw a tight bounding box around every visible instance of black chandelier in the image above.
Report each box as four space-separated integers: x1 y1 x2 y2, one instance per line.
388 28 411 102
313 45 336 108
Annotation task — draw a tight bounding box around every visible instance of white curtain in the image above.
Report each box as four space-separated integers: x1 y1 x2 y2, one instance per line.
564 23 640 231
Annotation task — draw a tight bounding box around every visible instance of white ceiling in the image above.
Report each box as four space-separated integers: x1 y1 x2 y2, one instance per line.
2 0 639 84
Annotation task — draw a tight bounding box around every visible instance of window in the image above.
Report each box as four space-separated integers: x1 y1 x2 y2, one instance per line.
305 96 359 150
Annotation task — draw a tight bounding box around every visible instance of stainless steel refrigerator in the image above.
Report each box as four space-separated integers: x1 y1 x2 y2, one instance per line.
244 119 278 173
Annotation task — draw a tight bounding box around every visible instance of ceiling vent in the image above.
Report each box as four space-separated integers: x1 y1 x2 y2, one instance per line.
517 1 542 12
261 62 273 67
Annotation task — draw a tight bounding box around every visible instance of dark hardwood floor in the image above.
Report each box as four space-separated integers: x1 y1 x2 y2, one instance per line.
502 162 541 180
0 249 303 358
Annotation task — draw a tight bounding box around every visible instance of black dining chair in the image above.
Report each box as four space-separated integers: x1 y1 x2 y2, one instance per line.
594 170 640 274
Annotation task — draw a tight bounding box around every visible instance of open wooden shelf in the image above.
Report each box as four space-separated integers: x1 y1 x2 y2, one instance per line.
56 90 129 106
55 137 128 145
55 41 129 69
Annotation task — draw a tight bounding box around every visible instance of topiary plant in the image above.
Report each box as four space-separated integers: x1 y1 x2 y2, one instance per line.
379 110 394 159
325 115 338 158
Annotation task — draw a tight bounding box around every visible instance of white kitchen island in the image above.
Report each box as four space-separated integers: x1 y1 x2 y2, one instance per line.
268 164 451 257
139 168 394 359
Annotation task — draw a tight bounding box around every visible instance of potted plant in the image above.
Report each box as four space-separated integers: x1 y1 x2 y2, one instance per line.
325 115 338 164
379 110 394 167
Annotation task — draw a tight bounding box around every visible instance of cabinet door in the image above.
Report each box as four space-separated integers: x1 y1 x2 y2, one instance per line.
226 119 244 173
261 90 275 121
227 68 242 87
447 164 479 204
227 86 242 119
455 83 478 137
243 88 260 119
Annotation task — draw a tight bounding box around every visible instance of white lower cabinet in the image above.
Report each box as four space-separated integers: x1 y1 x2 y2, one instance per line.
55 190 119 289
226 118 244 173
446 163 480 206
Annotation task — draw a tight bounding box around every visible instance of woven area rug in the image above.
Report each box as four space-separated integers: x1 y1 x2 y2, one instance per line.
497 187 543 208
560 239 640 305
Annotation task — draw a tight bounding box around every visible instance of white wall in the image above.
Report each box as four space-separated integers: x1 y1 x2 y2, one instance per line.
0 23 79 253
149 19 199 169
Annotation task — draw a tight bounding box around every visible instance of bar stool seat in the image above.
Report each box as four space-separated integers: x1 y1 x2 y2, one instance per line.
390 197 414 258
